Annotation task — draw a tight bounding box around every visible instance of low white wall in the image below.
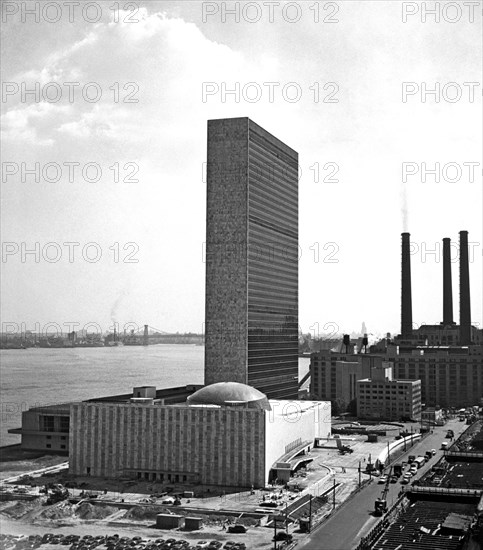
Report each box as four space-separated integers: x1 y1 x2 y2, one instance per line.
375 433 422 468
264 401 331 483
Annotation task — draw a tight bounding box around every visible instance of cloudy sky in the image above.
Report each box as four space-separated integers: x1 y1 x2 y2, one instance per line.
1 1 481 337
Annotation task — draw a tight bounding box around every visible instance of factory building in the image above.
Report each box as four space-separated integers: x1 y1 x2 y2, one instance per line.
399 231 480 346
69 382 331 488
310 230 482 414
205 117 299 400
356 363 421 421
394 229 483 407
391 346 483 408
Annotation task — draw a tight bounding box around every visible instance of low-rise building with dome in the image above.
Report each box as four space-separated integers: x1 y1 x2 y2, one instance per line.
69 382 330 488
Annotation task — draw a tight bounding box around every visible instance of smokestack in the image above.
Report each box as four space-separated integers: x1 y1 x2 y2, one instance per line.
143 324 149 346
401 232 413 338
442 238 454 325
459 231 471 345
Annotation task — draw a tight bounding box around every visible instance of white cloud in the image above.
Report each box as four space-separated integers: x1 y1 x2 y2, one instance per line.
1 102 71 145
1 4 481 333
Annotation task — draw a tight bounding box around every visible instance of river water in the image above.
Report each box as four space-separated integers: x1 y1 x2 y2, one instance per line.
0 346 310 447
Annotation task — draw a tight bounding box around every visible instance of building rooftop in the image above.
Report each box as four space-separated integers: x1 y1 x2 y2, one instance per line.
372 499 476 550
86 385 202 405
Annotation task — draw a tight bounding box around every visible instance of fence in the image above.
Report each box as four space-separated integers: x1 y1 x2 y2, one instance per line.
353 493 407 550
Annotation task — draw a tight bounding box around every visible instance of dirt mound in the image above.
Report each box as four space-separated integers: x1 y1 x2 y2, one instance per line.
1 501 37 519
237 517 258 527
39 502 75 520
76 502 117 520
124 505 166 520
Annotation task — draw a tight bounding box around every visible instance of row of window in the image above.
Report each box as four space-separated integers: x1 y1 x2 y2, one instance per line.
41 415 70 433
135 471 190 483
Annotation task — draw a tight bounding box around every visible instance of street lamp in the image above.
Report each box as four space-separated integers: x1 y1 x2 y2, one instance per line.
308 493 312 532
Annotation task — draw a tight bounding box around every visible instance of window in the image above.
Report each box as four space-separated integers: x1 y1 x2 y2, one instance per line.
60 417 70 433
41 416 55 432
60 436 66 441
46 435 52 440
46 444 51 448
60 445 66 450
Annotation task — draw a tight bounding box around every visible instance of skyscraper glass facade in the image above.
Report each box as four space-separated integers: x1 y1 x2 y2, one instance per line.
247 122 299 398
205 117 298 399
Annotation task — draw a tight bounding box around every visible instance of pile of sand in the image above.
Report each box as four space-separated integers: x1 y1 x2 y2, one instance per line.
39 503 75 520
76 502 117 520
124 505 166 520
1 501 37 519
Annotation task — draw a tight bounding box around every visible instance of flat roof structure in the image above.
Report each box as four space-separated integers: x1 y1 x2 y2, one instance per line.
372 500 476 550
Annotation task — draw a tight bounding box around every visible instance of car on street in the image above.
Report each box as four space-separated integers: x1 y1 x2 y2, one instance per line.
378 476 388 484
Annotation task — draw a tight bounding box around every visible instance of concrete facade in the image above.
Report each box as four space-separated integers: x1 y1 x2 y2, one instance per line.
69 397 331 488
9 386 202 453
264 400 331 482
8 405 70 454
205 117 299 400
356 365 422 421
391 346 483 408
70 402 266 487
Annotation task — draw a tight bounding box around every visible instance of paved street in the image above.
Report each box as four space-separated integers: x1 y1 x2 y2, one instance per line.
298 418 469 550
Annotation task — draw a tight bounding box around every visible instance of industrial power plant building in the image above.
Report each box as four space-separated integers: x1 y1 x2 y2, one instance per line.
310 230 482 413
69 382 331 488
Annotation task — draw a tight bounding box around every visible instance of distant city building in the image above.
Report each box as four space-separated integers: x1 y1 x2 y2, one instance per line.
205 117 299 399
69 383 330 488
421 407 445 426
309 350 385 412
356 363 421 421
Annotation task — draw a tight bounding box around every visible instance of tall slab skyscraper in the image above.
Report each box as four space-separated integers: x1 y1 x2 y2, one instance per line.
205 117 299 399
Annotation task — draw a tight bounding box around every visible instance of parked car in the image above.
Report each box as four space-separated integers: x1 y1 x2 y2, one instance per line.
227 525 247 534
